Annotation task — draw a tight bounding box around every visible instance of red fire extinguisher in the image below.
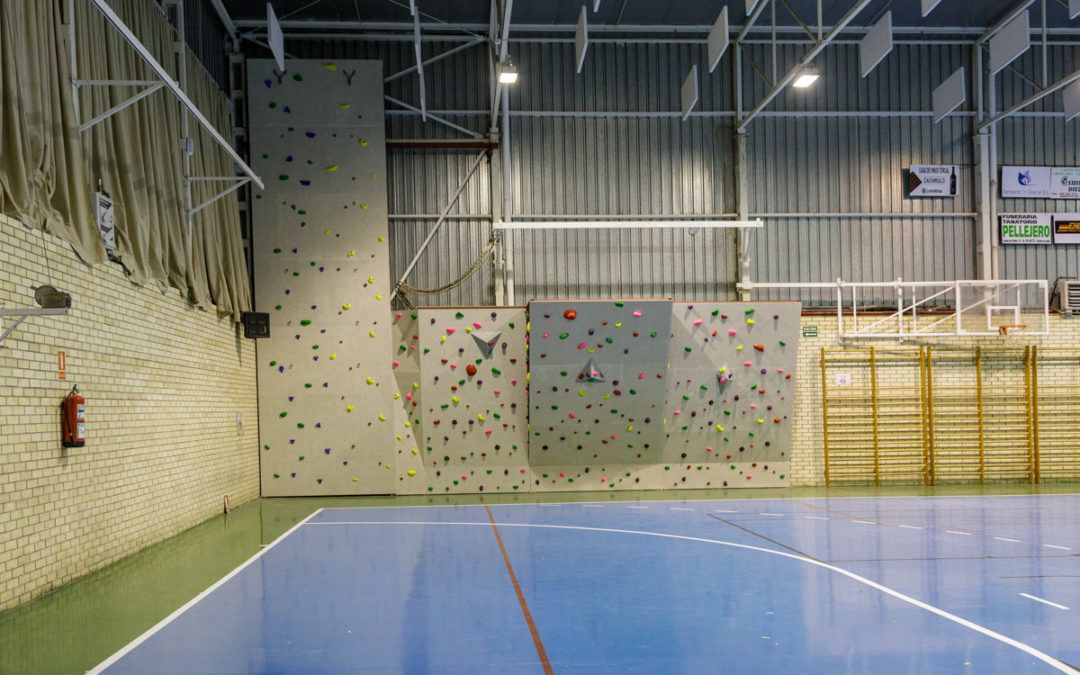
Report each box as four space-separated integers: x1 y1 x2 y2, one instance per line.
61 385 85 448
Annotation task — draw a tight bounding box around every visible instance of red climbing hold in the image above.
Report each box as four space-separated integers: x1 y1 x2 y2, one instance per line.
564 309 577 320
466 363 478 376
753 344 765 351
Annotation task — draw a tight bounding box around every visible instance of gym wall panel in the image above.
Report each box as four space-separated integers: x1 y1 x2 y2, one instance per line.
249 59 396 496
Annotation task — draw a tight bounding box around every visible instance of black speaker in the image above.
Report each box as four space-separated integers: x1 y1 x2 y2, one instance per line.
242 312 270 339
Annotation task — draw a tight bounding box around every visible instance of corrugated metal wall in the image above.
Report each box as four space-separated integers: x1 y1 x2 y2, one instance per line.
273 36 1080 307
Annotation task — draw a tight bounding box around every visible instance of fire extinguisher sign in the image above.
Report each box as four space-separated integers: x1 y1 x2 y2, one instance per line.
58 351 67 380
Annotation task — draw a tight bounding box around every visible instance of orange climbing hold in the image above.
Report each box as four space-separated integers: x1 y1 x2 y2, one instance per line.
753 344 765 351
564 309 577 320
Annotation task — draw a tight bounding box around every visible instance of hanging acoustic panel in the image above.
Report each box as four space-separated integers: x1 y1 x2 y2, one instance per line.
1065 81 1080 123
575 6 589 74
707 7 730 74
681 66 699 121
989 10 1030 76
859 11 892 78
932 67 966 123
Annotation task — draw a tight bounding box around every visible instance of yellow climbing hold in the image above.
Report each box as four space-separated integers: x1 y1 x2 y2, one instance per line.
395 434 403 441
377 236 386 243
393 392 401 400
757 418 765 424
322 63 337 71
403 421 411 428
346 404 355 412
465 327 473 333
747 318 756 325
413 382 420 389
375 294 383 300
359 138 368 147
339 103 351 110
715 424 725 432
411 448 419 455
342 303 352 310
615 322 623 328
451 395 460 404
368 276 376 283
440 336 447 344
360 203 368 210
377 414 386 421
324 229 332 234
352 477 358 482
407 469 417 476
626 425 634 432
329 353 338 360
366 376 375 385
477 414 486 422
325 165 339 172
369 330 375 338
579 390 587 397
736 345 744 351
347 250 356 258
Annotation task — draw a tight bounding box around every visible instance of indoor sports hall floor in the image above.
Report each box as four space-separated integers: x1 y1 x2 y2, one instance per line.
2 487 1078 673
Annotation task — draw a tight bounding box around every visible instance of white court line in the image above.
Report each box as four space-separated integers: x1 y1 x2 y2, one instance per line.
994 537 1022 543
626 505 650 510
898 525 924 530
947 530 973 536
313 492 1080 512
581 504 605 508
670 507 694 512
1019 593 1070 611
89 508 326 674
307 520 1074 673
806 516 829 520
852 520 876 525
759 512 784 517
1044 544 1072 551
713 509 739 513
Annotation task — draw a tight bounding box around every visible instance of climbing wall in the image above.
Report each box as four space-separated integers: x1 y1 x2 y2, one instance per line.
660 302 801 488
528 300 674 490
408 308 530 494
390 310 424 493
249 59 395 496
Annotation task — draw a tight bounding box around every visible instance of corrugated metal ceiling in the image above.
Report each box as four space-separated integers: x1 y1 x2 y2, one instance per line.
223 0 1080 30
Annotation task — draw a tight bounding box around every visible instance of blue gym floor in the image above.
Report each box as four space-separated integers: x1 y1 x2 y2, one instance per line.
92 495 1079 673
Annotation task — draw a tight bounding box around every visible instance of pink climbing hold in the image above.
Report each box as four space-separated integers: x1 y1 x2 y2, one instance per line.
632 310 642 317
392 360 400 368
638 373 647 380
494 389 502 396
719 376 728 383
743 361 752 367
706 446 714 453
673 409 681 415
577 342 588 350
484 428 493 436
568 412 577 419
473 321 483 329
446 327 456 335
728 329 738 336
543 332 551 339
693 318 703 326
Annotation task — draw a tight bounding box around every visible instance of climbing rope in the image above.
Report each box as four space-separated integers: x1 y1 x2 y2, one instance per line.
395 237 497 308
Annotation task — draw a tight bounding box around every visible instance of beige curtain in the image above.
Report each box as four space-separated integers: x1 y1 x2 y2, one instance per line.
0 0 250 319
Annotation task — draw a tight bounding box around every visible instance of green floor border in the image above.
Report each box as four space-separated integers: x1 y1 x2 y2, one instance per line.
2 484 1078 674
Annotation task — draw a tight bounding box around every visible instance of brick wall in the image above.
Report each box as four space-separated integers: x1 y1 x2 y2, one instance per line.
790 312 1079 486
0 215 259 612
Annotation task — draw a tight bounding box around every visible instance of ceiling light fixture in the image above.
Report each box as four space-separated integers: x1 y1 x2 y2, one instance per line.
498 58 519 84
792 64 821 89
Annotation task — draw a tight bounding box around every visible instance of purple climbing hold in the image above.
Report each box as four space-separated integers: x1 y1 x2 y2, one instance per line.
306 131 316 138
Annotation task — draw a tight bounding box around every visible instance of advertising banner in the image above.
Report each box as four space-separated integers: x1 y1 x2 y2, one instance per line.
1053 213 1080 244
907 165 958 197
1000 213 1052 244
1001 166 1080 199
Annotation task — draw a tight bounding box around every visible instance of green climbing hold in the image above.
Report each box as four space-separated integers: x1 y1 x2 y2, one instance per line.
779 340 787 346
273 248 282 254
279 411 287 418
614 302 624 307
312 344 319 349
455 312 464 319
711 309 720 316
492 367 501 375
559 332 570 339
278 175 289 181
275 305 282 310
292 73 304 81
745 308 755 315
297 423 305 429
269 360 277 366
300 319 312 326
684 346 693 353
304 383 313 388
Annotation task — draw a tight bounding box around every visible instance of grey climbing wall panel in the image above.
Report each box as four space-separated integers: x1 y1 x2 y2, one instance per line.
250 59 395 496
391 310 424 494
412 308 531 494
660 302 801 488
528 300 674 487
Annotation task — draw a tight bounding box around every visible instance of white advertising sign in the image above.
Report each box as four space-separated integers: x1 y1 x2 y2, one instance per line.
1053 213 1080 244
1000 213 1052 245
908 165 958 197
1002 166 1080 199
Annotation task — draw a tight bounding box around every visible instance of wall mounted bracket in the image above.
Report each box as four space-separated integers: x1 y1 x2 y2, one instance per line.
0 308 70 349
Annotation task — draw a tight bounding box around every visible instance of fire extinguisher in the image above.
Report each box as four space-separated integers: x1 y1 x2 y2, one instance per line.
61 385 85 448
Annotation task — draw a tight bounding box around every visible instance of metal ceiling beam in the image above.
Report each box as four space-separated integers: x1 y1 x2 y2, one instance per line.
207 0 238 40
86 0 263 189
489 0 514 132
737 0 773 41
738 0 875 131
411 1 426 120
231 19 1080 37
978 67 1080 129
385 95 483 138
384 37 485 82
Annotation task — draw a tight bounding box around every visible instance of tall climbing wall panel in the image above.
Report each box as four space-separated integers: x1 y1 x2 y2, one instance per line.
390 310 423 493
528 300 674 490
406 308 531 494
660 302 800 488
249 59 395 496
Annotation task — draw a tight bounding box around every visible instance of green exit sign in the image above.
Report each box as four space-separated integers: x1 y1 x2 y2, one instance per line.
802 325 819 338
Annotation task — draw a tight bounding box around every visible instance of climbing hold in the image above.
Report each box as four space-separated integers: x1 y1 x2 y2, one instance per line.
753 344 765 351
728 329 738 336
564 309 577 320
466 363 478 376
